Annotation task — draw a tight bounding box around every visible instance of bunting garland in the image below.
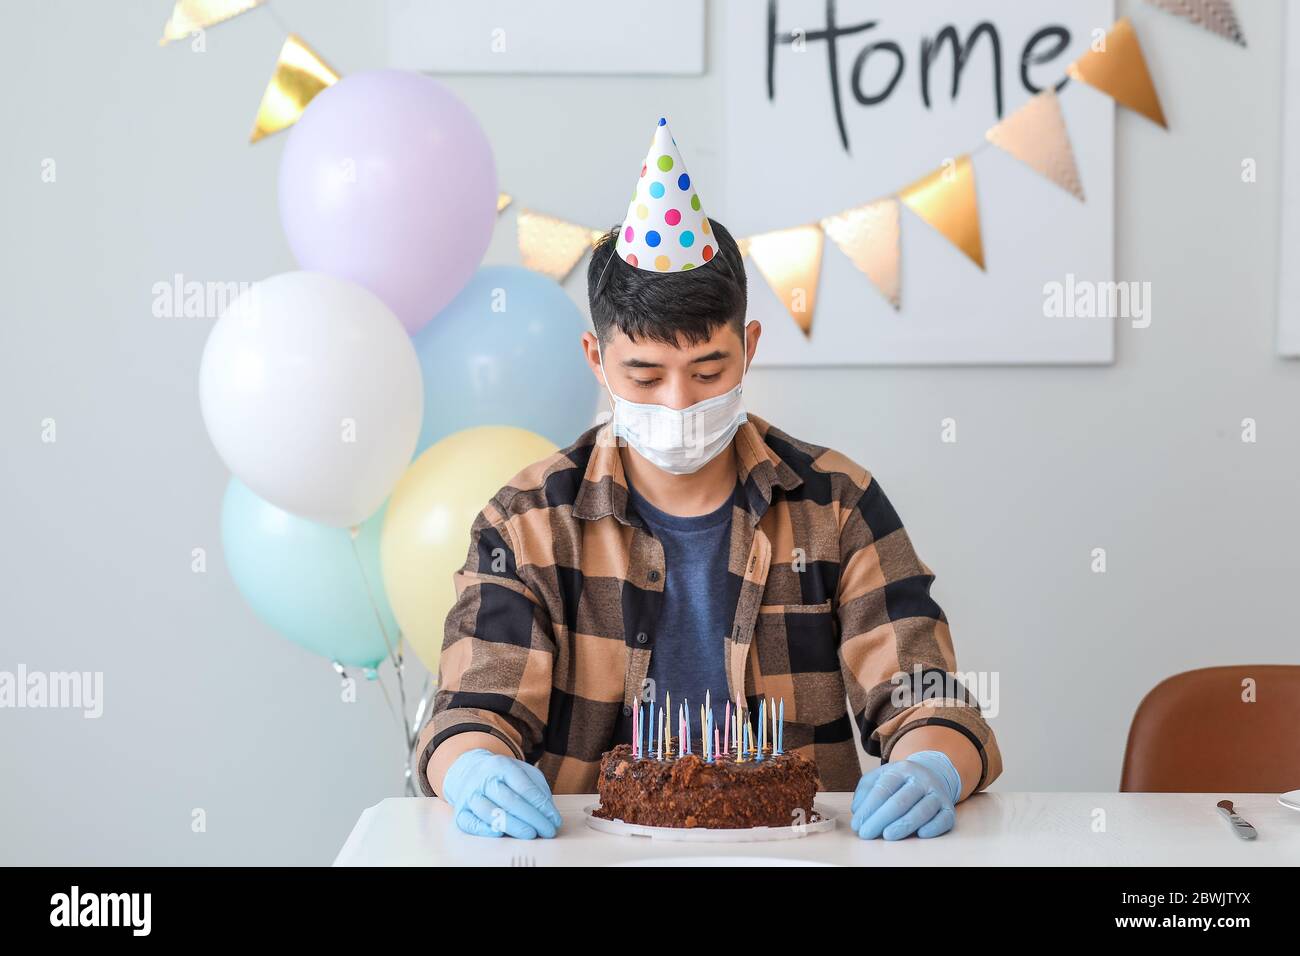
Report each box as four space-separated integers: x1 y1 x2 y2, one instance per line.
249 34 338 143
820 199 901 310
165 5 1240 336
159 0 261 45
1067 17 1168 129
986 90 1085 202
899 155 985 271
1145 0 1246 47
516 209 605 282
742 226 825 338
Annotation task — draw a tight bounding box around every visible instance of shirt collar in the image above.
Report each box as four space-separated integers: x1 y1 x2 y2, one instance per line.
572 413 803 528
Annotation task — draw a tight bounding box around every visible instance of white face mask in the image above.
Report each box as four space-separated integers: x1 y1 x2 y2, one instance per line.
596 327 750 475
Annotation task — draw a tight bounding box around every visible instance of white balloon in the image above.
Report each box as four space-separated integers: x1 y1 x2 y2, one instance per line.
200 271 423 528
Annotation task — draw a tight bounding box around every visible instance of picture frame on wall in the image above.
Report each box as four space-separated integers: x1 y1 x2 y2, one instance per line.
1277 1 1300 357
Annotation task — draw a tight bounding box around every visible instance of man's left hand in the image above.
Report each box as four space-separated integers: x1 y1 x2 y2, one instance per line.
850 750 961 840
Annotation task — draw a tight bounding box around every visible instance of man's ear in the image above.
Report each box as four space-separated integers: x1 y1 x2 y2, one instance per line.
581 331 607 388
743 321 762 369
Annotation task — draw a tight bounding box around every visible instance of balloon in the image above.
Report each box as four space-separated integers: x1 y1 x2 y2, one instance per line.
412 266 600 452
221 478 398 670
381 426 558 673
278 70 498 335
199 271 423 528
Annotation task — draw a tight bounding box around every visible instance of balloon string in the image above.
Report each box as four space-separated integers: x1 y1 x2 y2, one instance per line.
348 526 413 755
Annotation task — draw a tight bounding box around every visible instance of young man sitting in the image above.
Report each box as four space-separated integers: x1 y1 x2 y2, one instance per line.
414 118 1002 842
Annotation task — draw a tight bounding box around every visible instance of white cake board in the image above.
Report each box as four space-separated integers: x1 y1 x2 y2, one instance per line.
583 803 837 843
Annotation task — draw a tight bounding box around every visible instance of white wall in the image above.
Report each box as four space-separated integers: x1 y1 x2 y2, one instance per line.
1 0 1296 864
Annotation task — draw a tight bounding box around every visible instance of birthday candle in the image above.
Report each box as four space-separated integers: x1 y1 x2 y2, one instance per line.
723 700 731 756
659 707 665 759
758 698 765 756
647 699 654 758
633 701 639 757
700 704 706 759
685 699 690 755
714 727 720 764
778 698 784 753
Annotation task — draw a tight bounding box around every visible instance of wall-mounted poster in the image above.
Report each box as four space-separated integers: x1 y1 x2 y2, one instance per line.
388 0 705 75
1278 2 1300 357
720 0 1116 366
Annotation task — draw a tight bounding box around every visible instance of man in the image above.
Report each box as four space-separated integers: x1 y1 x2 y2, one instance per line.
414 118 1002 842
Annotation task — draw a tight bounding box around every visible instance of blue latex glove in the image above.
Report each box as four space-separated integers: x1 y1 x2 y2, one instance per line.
851 750 962 840
441 748 563 839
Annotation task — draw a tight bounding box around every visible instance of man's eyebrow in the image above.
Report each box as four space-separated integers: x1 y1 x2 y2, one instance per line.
689 349 730 364
620 349 730 369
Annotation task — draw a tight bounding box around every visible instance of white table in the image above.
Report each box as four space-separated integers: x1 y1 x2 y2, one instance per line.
334 792 1300 866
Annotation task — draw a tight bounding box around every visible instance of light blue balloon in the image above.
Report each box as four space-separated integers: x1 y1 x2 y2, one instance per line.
412 265 599 452
221 478 398 670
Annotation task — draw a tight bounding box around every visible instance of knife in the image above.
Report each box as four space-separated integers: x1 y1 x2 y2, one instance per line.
1215 799 1257 840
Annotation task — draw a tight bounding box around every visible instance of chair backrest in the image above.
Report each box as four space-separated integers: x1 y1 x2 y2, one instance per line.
1120 665 1300 792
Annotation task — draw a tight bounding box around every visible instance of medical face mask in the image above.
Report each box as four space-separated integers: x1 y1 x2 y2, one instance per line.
596 328 750 475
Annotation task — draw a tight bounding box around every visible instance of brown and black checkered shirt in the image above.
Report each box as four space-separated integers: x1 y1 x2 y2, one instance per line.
415 413 1002 796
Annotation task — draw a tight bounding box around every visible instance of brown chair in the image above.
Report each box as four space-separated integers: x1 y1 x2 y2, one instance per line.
1120 665 1300 792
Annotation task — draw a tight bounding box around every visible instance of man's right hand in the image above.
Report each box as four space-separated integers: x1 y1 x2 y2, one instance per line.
440 748 563 839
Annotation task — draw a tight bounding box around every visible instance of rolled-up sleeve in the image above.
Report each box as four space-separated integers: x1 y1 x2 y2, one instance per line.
413 493 555 797
835 475 1003 792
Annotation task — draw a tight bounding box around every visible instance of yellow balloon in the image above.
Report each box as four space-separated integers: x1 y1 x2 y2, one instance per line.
381 426 558 674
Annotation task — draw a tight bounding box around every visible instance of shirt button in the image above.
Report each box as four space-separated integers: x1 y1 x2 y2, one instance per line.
647 570 660 583
636 631 648 644
623 705 632 717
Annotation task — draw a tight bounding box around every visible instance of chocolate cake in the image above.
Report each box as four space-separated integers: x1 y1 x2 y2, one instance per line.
592 743 821 829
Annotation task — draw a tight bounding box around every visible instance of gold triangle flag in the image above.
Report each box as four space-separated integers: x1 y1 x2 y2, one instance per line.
1144 0 1246 47
898 155 984 270
820 198 900 310
1067 18 1167 129
250 34 339 143
497 193 513 214
986 90 1085 201
742 225 824 338
518 209 605 281
159 0 262 45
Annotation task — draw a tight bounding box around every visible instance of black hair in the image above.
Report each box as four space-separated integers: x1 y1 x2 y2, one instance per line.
587 218 747 348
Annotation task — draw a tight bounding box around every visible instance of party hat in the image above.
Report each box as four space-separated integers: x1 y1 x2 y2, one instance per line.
614 117 716 273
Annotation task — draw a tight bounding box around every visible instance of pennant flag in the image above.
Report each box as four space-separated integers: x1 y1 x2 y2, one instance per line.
1067 18 1167 129
517 209 605 281
159 0 262 45
986 90 1085 201
249 34 339 143
820 198 901 310
1145 0 1246 47
497 193 513 214
898 155 985 270
742 225 824 338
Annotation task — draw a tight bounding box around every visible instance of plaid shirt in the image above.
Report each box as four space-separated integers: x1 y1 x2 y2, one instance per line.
415 413 1002 796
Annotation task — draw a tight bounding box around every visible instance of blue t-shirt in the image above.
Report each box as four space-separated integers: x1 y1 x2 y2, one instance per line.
609 480 734 753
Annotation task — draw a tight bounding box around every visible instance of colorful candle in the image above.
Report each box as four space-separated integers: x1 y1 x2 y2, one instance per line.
658 707 664 759
633 701 639 756
714 727 720 764
758 698 765 757
647 699 654 758
723 700 731 756
778 698 784 754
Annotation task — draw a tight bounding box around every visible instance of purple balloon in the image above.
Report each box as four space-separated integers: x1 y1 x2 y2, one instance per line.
278 70 497 335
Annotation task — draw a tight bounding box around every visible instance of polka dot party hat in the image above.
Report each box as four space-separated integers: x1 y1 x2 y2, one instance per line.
614 117 716 273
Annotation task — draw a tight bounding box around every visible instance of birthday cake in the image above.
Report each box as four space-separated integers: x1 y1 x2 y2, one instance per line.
591 742 821 830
